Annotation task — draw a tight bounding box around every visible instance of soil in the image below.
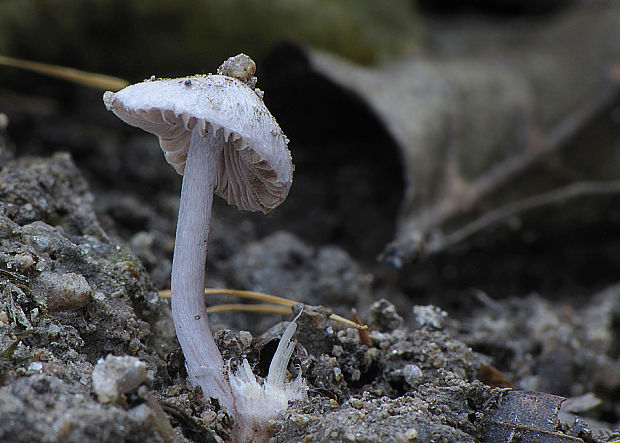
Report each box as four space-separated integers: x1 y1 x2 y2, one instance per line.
0 69 618 442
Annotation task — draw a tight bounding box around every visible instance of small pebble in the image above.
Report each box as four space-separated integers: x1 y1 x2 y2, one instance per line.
92 354 147 403
9 252 35 272
405 428 418 440
238 330 253 350
202 410 217 425
30 308 39 323
369 299 404 331
48 324 62 336
403 364 423 386
27 362 43 372
0 112 8 130
217 53 257 86
289 415 310 427
413 305 447 329
33 271 92 311
333 367 342 382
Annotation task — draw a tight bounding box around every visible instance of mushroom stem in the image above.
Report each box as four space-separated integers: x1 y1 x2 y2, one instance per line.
170 126 235 413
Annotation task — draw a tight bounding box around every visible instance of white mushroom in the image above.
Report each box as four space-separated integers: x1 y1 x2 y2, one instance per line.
103 55 293 419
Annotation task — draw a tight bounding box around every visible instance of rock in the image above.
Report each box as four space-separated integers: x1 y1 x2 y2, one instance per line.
92 355 147 403
413 305 447 330
0 153 105 236
0 375 169 442
0 153 179 441
31 271 92 311
369 299 404 332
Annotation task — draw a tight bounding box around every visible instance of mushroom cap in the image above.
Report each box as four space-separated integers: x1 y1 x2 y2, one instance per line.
103 74 293 214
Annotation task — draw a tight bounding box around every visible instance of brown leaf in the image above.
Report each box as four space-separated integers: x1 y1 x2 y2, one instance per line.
477 363 512 389
268 3 620 266
482 390 583 443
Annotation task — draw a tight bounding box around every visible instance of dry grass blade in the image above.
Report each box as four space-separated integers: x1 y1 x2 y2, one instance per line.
0 55 129 91
207 303 292 315
159 288 368 329
327 313 367 330
205 288 297 306
159 288 296 306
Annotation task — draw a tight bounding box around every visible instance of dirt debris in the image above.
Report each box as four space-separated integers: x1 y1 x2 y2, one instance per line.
0 147 618 441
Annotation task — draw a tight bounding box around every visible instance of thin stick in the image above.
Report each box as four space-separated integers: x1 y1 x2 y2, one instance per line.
0 55 129 91
385 81 620 264
432 179 620 254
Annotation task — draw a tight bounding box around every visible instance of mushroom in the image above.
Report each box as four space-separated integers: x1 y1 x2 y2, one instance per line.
103 55 293 420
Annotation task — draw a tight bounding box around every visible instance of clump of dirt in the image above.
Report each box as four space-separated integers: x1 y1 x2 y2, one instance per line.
460 288 620 422
0 153 181 441
270 300 500 442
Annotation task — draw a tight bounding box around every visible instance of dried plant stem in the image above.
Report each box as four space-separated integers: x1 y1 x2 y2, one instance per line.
0 55 129 91
434 179 620 254
159 288 367 329
207 304 292 315
388 83 620 262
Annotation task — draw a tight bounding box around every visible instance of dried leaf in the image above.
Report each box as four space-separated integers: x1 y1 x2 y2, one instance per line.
482 390 583 443
268 4 620 266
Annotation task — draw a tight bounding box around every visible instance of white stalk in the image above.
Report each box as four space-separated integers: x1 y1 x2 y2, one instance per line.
170 126 235 414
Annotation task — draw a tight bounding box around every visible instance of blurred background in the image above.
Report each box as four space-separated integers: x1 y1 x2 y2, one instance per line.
1 0 619 305
0 1 420 83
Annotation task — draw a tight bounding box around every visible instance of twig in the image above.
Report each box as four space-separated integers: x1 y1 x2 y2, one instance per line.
388 83 620 263
424 87 619 233
430 180 620 254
